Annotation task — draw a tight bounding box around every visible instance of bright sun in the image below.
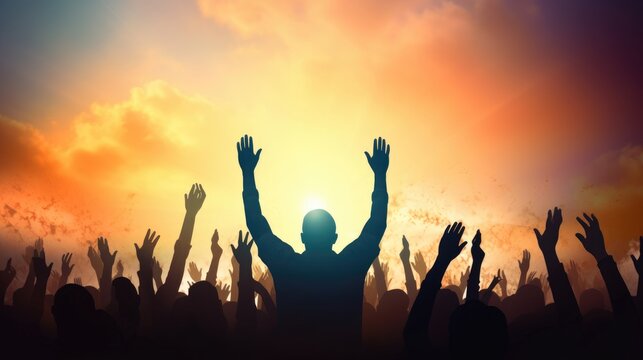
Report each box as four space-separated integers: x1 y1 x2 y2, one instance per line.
302 195 327 214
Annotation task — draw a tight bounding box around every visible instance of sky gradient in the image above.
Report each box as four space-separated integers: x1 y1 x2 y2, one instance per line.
0 0 641 293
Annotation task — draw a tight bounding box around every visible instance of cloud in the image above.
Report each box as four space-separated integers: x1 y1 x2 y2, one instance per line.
573 145 643 256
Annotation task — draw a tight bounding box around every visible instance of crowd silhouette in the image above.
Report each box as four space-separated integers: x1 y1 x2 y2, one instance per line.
0 135 641 359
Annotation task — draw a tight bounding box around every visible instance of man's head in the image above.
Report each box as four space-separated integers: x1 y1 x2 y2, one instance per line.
301 209 337 251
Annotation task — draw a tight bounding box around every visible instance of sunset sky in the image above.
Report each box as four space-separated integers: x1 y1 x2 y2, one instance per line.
0 0 641 293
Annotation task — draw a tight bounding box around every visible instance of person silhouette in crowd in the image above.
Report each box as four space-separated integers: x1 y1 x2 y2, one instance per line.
237 135 390 348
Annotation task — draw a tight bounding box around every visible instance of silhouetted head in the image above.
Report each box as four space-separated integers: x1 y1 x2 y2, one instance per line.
449 301 508 359
111 277 140 321
52 284 96 339
301 209 338 251
430 289 461 347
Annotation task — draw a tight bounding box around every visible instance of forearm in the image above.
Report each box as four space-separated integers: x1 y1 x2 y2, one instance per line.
153 273 163 290
466 261 482 302
165 212 196 292
518 271 527 288
543 252 581 323
482 282 498 304
99 264 113 308
373 261 387 297
597 256 638 328
205 254 221 286
236 264 256 329
242 171 272 240
58 274 70 290
29 278 47 324
402 260 418 301
404 258 448 348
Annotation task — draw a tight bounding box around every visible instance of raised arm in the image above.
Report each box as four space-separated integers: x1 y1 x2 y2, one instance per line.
161 184 206 300
404 222 468 353
400 236 418 301
482 270 502 305
97 237 117 308
231 231 257 332
237 135 271 240
358 137 390 242
29 249 53 326
205 229 223 286
534 207 581 325
135 228 160 329
575 213 639 330
466 230 484 303
58 253 75 290
517 250 531 289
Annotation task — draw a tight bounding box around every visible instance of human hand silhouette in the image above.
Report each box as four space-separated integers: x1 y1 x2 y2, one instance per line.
518 250 531 274
400 235 411 263
631 236 642 275
411 252 428 278
188 262 203 282
115 260 124 278
237 134 262 173
184 183 206 215
364 137 390 175
32 249 53 281
459 266 471 288
471 230 484 263
87 245 104 275
216 281 231 301
231 231 254 268
489 269 502 289
364 274 378 306
567 261 583 290
0 258 16 290
211 229 222 258
97 237 117 268
575 213 608 262
61 253 74 279
437 222 467 264
135 229 160 270
534 207 563 256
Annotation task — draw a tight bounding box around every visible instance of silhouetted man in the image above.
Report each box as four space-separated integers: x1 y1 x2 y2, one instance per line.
237 135 390 347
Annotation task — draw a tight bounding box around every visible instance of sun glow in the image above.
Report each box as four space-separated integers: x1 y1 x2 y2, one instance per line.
302 195 327 214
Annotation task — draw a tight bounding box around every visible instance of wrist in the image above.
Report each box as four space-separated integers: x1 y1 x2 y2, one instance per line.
593 250 609 263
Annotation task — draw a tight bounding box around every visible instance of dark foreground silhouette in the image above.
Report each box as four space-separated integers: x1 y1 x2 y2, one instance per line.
0 136 640 359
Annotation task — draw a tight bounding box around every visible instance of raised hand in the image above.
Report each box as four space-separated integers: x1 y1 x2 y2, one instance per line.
97 237 117 268
237 134 262 173
575 213 608 262
364 274 378 306
631 236 642 275
216 281 231 301
518 250 531 275
364 137 390 175
400 235 411 263
471 230 484 263
152 257 163 288
87 245 104 277
411 252 428 278
188 261 203 282
490 269 502 289
115 260 124 278
534 207 563 256
211 228 222 258
231 231 254 268
61 253 75 279
498 270 508 297
437 222 468 264
73 277 83 286
135 229 160 269
32 249 53 281
184 183 206 215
